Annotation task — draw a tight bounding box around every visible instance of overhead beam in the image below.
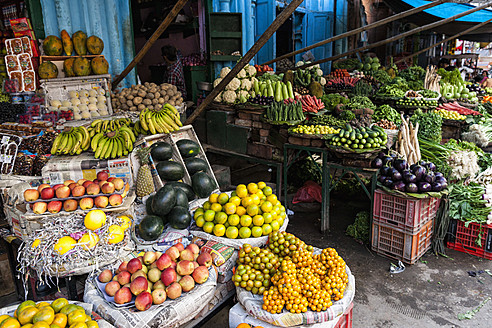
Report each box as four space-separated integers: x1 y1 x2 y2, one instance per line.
185 0 305 125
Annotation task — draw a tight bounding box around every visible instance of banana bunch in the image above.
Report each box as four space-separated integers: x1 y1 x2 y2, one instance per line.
50 126 91 155
134 104 182 135
91 125 136 159
88 118 133 137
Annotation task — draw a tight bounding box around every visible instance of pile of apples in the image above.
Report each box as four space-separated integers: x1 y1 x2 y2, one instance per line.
23 171 127 214
98 242 213 311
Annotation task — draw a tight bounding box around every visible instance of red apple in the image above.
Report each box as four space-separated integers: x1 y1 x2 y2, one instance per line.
82 181 93 189
53 184 64 191
114 287 132 304
97 171 109 181
170 261 177 270
152 288 166 305
118 261 128 273
63 199 78 212
79 197 94 210
109 194 123 206
127 258 143 274
72 185 85 197
175 242 185 252
107 177 115 182
192 261 199 270
63 180 75 186
179 249 194 262
176 260 194 276
40 187 55 200
55 186 71 199
179 275 195 292
131 270 147 282
117 270 131 285
113 178 125 191
101 182 115 194
196 252 213 268
32 202 47 214
156 253 172 270
99 180 108 189
147 268 162 283
105 281 121 297
47 201 62 214
137 256 144 264
68 183 78 191
98 269 113 283
86 183 100 195
94 196 109 208
148 262 158 270
93 179 100 184
24 189 39 202
77 179 87 186
135 291 152 311
185 243 199 255
161 267 177 286
166 282 182 300
192 266 209 284
165 246 180 261
130 276 148 296
37 184 51 193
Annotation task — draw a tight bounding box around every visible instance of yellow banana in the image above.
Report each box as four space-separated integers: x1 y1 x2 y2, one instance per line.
155 112 171 133
62 133 73 154
164 103 178 116
161 111 179 131
120 126 136 142
51 134 63 155
146 111 156 134
91 119 103 128
111 138 118 158
95 137 108 159
78 127 91 151
91 132 104 152
140 109 149 131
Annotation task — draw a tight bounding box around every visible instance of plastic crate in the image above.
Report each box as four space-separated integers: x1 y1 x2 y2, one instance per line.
446 220 492 260
373 189 440 233
335 301 353 328
372 219 433 264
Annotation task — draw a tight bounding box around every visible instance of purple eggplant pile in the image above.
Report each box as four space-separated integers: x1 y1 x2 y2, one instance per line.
371 152 448 193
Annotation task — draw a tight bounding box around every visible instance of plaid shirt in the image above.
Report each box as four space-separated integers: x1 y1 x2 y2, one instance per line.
166 57 187 99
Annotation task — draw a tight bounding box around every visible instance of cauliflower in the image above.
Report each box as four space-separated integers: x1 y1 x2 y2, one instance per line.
246 65 256 77
213 78 222 88
241 79 252 91
237 69 247 79
222 90 237 103
214 92 222 102
220 67 231 78
316 68 323 76
251 76 258 84
296 61 305 67
238 90 250 99
226 77 241 91
320 77 327 86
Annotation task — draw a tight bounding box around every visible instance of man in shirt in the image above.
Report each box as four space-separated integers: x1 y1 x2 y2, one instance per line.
161 45 187 99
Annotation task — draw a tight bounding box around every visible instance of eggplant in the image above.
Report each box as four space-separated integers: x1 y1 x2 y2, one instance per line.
390 153 398 159
382 156 393 166
410 163 417 171
378 175 388 184
384 179 394 188
392 171 402 181
434 172 444 179
381 166 392 176
427 162 437 172
371 158 383 168
418 182 432 193
394 159 408 172
393 181 406 192
432 182 443 192
403 172 417 184
406 183 418 193
378 151 386 159
412 165 426 181
424 171 436 184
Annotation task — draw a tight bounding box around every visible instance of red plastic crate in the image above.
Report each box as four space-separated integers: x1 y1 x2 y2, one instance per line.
372 219 433 264
373 189 441 233
446 220 492 260
334 302 353 328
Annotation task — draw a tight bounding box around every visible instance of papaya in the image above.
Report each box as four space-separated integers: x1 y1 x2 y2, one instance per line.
73 57 91 76
72 31 87 55
86 35 104 55
60 30 73 56
43 35 63 56
38 61 58 79
91 56 109 75
63 58 76 77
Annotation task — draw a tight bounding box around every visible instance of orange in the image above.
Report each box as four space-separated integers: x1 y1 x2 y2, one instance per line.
0 318 20 328
202 222 214 234
256 190 264 199
251 194 261 205
35 303 50 310
212 224 226 237
235 184 248 198
260 201 273 213
85 321 98 328
252 215 264 227
236 324 251 328
32 307 54 325
16 302 36 316
214 212 228 224
195 215 205 228
84 210 107 231
77 232 99 251
203 210 215 222
0 316 10 325
262 212 273 224
50 324 62 328
266 194 277 205
246 204 258 217
51 299 67 314
52 313 67 328
238 227 251 239
262 186 273 196
193 208 204 219
226 226 239 239
202 201 211 211
21 324 33 328
231 191 237 197
217 193 229 205
59 305 78 316
262 224 273 236
247 183 258 194
18 307 39 325
235 206 246 217
227 214 240 226
67 310 85 326
229 196 241 206
67 323 86 328
239 215 252 227
223 203 236 215
279 211 286 219
251 226 263 238
210 203 222 212
241 197 253 208
31 323 49 328
208 193 219 203
270 220 280 231
257 181 267 190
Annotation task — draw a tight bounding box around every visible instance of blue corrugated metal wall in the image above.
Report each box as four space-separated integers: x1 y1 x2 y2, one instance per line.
211 0 347 76
40 0 136 87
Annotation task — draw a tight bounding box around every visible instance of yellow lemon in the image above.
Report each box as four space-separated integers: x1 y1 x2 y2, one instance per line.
223 203 236 215
246 204 258 217
210 203 222 212
118 216 132 230
239 215 252 227
257 181 267 190
238 227 251 239
262 224 273 235
84 210 107 231
195 215 205 227
107 225 124 244
51 299 68 314
262 186 273 196
203 210 215 222
252 215 264 227
255 190 264 198
227 214 240 226
32 307 54 325
235 206 246 217
260 201 273 213
32 239 41 248
208 193 219 203
270 220 280 231
54 237 76 255
212 224 226 237
67 310 85 326
266 194 277 205
77 232 99 251
217 193 229 205
202 201 211 211
251 226 263 238
250 194 260 205
16 301 36 315
225 226 239 239
31 323 50 328
247 183 258 194
202 222 214 234
241 197 253 207
21 324 33 328
229 196 241 207
214 212 228 224
235 185 248 198
193 208 204 219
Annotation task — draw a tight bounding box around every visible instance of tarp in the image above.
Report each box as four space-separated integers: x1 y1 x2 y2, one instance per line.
383 0 492 42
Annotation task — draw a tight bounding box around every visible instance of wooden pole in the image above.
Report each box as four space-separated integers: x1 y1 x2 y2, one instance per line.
395 18 492 64
112 0 189 88
297 1 492 71
260 0 446 66
185 0 305 125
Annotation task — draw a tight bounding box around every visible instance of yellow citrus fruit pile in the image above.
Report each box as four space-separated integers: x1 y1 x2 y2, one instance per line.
1 298 99 328
193 182 286 239
262 232 348 314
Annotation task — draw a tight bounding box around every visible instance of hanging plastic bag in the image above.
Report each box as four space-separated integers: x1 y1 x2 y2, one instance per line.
292 180 322 204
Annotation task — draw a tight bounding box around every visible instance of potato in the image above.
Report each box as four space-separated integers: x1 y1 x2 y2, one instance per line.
127 94 134 100
130 106 137 111
121 104 129 111
146 92 155 99
176 91 182 98
161 84 170 90
126 100 133 107
168 100 175 106
137 90 146 97
152 98 158 105
154 92 160 99
143 99 152 106
119 96 126 103
171 95 178 101
133 96 143 105
144 82 150 87
158 98 165 104
167 90 175 97
138 104 146 111
177 97 183 104
132 89 139 96
155 104 163 110
148 105 154 110
164 95 170 102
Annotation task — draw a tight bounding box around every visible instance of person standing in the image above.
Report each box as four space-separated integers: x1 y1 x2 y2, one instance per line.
161 45 187 99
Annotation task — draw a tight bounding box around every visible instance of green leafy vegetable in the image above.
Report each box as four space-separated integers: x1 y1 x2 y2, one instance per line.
346 211 370 244
320 93 349 111
372 104 401 124
410 109 442 143
345 96 376 110
339 110 356 121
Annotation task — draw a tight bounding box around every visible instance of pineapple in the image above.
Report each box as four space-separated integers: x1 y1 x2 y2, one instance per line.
136 147 155 197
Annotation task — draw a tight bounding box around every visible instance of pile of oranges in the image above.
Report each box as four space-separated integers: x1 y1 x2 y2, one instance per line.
262 232 348 314
193 182 286 239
